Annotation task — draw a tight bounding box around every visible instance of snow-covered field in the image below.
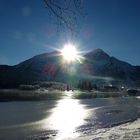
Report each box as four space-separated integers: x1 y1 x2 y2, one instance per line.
70 119 140 140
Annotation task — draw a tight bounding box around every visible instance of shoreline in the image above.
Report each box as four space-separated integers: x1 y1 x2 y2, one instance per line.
0 89 139 101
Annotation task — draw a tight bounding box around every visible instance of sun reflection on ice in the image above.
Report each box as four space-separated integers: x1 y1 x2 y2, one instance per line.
47 98 87 140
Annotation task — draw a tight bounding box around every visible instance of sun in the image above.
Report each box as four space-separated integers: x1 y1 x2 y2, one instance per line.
61 44 78 62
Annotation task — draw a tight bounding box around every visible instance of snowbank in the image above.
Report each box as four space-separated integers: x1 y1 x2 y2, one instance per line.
70 119 140 140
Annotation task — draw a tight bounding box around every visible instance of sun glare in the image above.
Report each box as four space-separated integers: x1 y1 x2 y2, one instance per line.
47 98 87 139
61 44 78 62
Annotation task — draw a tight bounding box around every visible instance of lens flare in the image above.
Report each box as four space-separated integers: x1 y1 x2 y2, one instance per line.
61 44 78 62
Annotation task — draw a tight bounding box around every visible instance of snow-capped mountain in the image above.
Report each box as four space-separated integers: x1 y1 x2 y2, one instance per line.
0 49 140 88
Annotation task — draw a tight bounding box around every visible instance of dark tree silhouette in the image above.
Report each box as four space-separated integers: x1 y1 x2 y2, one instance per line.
43 0 85 36
78 80 93 91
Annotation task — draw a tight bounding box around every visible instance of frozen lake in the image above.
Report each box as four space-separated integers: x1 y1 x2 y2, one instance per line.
0 93 140 140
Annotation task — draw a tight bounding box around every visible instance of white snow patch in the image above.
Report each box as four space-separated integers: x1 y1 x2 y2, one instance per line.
68 119 140 140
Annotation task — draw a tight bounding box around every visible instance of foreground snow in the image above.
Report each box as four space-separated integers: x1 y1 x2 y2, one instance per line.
70 119 140 140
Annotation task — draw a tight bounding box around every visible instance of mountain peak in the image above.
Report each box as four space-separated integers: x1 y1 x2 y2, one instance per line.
93 48 104 53
85 48 110 60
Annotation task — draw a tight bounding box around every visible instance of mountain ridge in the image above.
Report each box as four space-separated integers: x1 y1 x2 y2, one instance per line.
0 49 140 88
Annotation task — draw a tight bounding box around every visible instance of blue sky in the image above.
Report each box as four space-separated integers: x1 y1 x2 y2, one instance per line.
0 0 140 65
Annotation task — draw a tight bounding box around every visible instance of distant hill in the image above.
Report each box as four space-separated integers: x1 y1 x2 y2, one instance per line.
0 49 140 88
